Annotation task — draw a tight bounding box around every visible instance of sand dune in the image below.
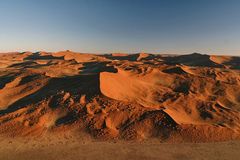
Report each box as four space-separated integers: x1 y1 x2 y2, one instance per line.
0 51 239 142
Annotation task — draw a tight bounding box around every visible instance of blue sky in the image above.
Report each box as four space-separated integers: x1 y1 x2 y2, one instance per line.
0 0 240 55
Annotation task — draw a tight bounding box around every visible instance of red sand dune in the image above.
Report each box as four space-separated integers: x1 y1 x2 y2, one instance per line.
0 51 239 142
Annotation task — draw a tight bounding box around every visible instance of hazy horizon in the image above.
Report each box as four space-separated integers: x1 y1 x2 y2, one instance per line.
1 0 240 55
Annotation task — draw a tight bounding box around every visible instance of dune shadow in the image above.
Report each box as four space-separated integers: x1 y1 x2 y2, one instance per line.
24 52 64 60
80 61 117 74
162 53 223 67
55 111 79 126
102 54 140 61
0 74 100 116
0 73 19 89
225 56 240 69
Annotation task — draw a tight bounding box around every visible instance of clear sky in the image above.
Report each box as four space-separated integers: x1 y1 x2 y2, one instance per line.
0 0 240 55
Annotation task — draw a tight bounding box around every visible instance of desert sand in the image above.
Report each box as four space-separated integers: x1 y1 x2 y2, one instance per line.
1 135 240 160
0 51 240 159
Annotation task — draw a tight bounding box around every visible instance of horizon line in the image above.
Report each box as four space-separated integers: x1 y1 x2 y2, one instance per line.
0 50 239 57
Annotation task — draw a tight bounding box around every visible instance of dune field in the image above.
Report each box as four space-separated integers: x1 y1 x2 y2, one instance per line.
0 51 240 159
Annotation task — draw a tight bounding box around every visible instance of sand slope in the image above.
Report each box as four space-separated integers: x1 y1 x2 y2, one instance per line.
0 51 239 142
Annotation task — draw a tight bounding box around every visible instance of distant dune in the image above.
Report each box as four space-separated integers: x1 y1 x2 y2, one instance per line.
0 51 239 142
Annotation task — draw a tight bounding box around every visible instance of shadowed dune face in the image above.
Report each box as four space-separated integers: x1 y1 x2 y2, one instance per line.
210 55 240 69
162 53 222 67
0 51 239 142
